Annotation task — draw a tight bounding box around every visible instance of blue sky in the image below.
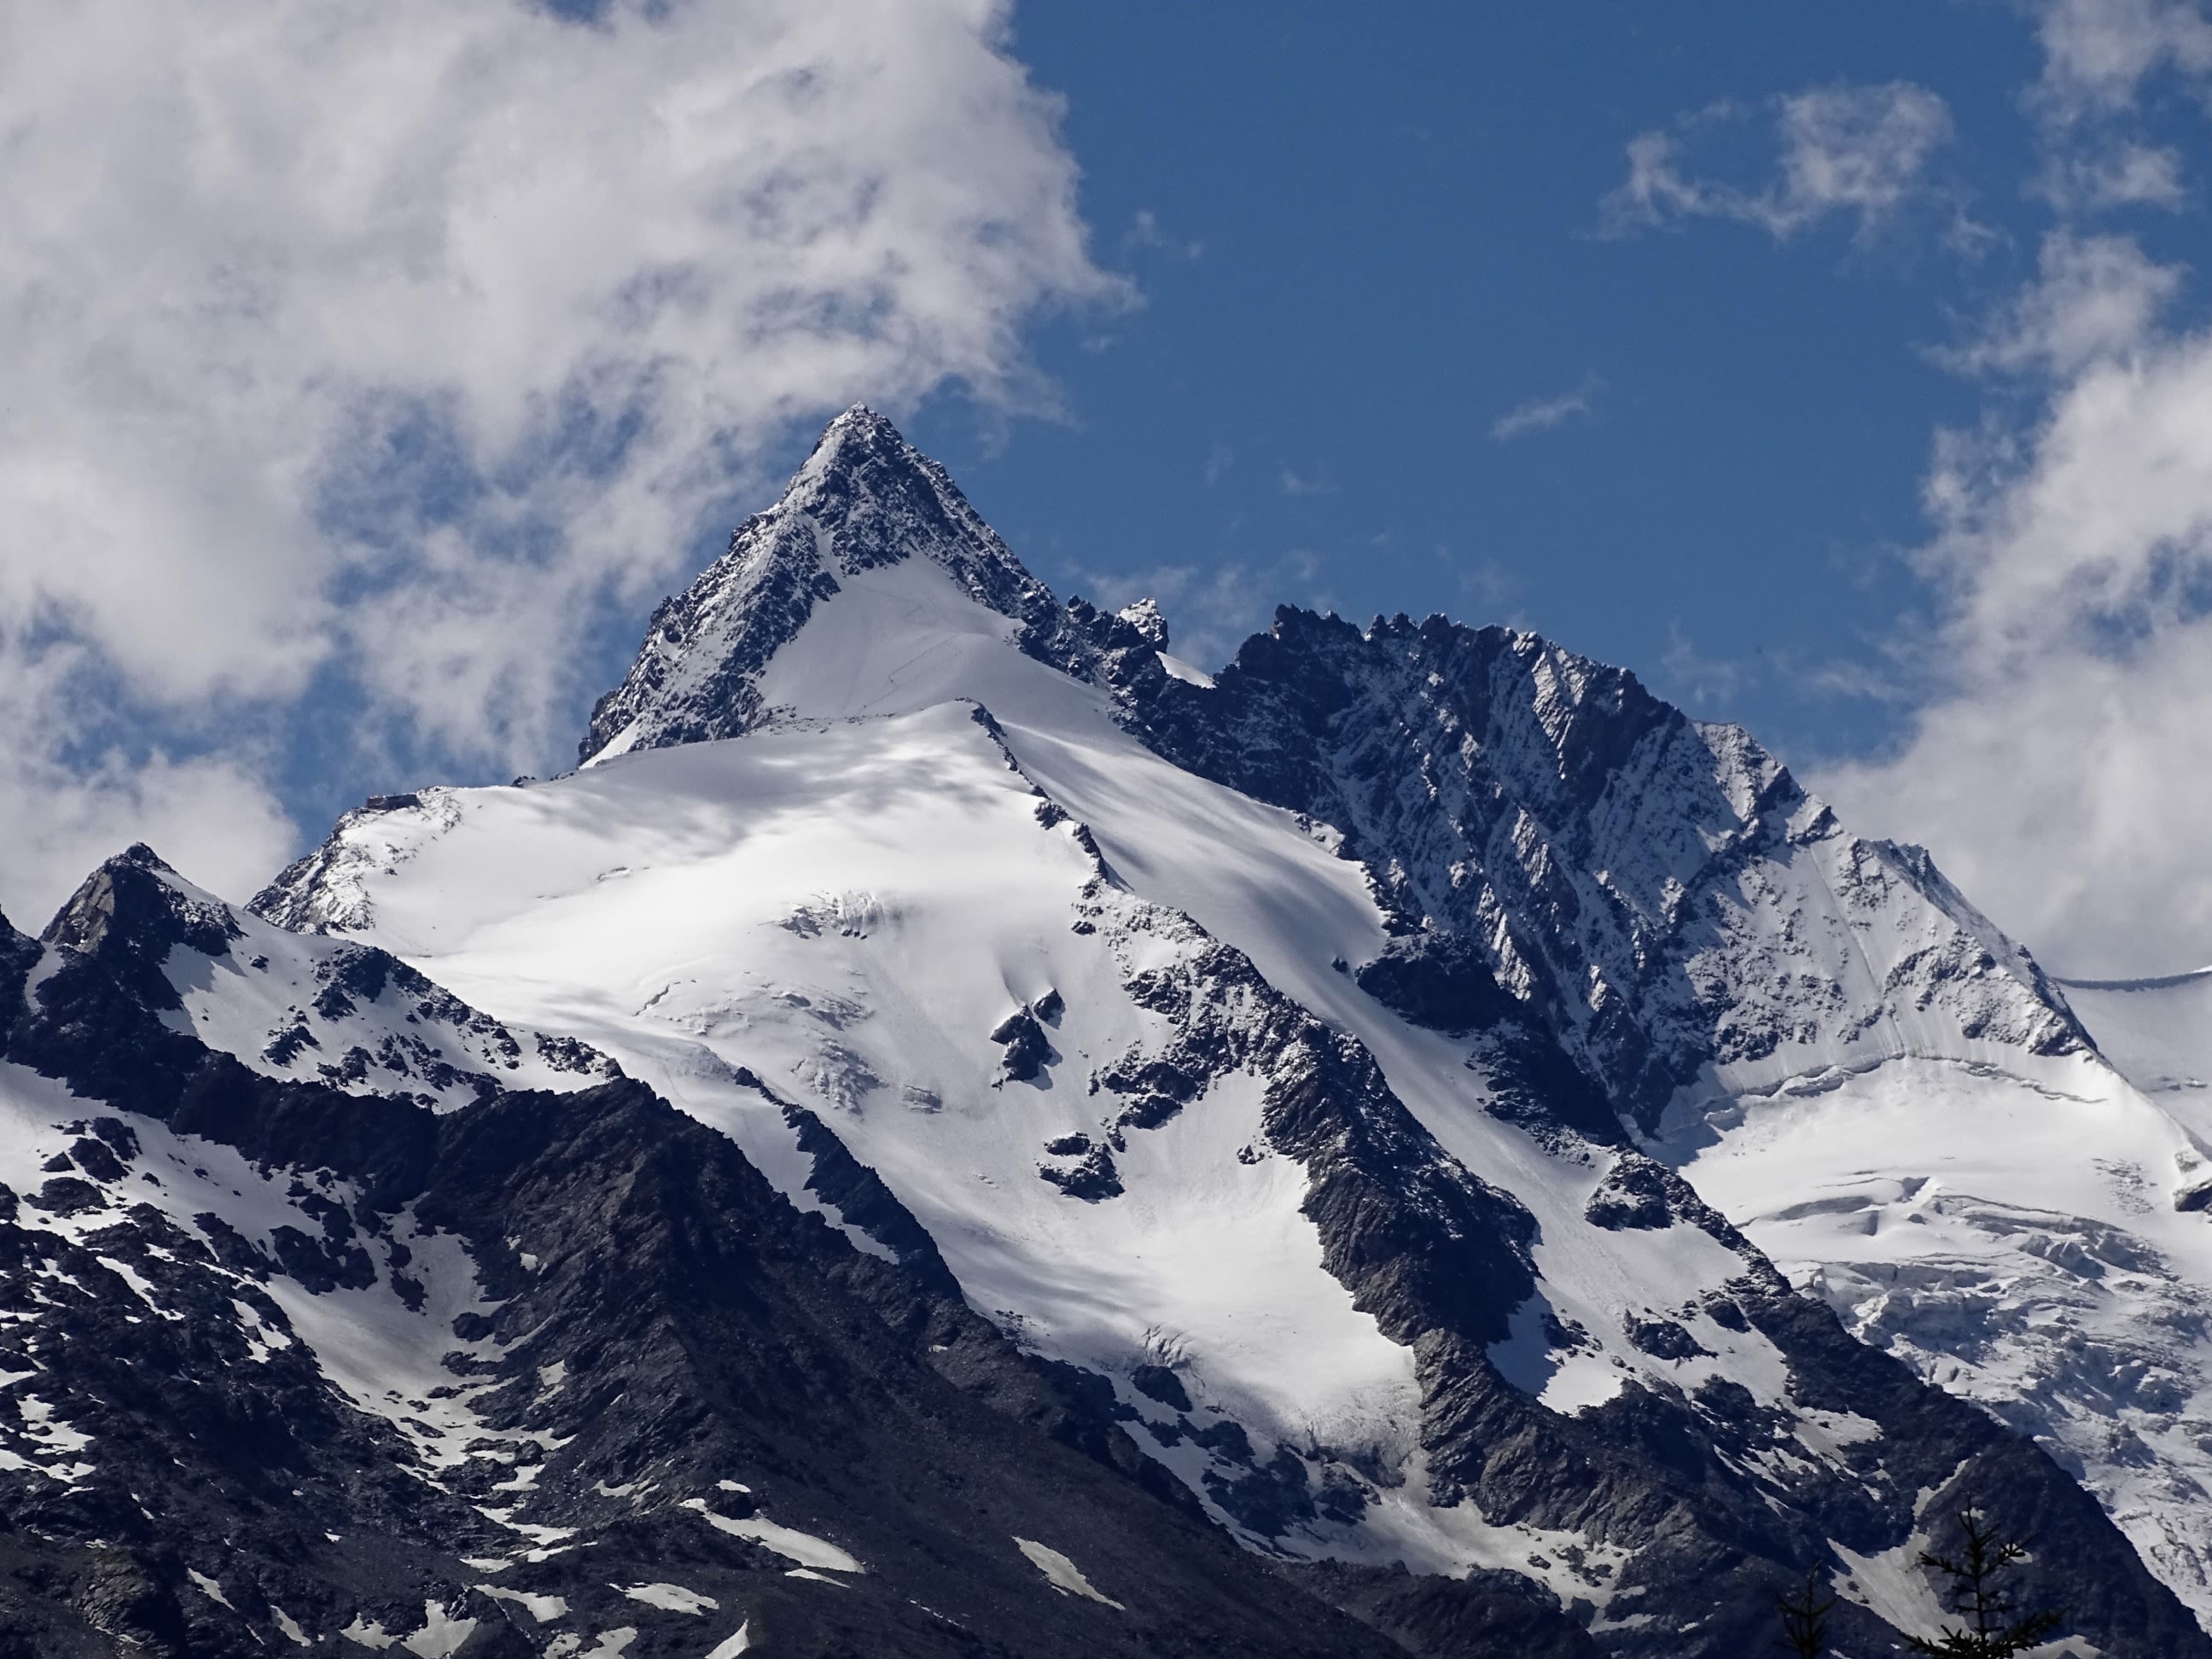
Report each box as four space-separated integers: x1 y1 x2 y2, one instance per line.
894 3 2093 753
4 0 2211 974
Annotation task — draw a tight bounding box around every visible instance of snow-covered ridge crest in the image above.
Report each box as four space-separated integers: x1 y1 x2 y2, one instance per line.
40 841 616 1111
573 406 2093 1135
579 405 1065 765
2058 966 2212 1100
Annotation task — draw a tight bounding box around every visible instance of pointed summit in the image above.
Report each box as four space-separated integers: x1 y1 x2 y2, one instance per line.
41 842 240 966
579 405 1063 764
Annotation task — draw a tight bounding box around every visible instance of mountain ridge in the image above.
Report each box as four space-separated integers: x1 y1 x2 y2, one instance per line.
8 406 2211 1656
239 410 2212 1650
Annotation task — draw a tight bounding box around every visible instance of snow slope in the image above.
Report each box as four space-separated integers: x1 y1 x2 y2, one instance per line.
265 699 1957 1623
0 970 1398 1659
1661 1052 2212 1616
261 700 1433 1482
2065 969 2212 1108
253 701 1506 1569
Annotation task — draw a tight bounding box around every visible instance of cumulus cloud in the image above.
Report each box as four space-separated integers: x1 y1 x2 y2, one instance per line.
1809 5 2212 976
1818 232 2212 975
0 0 1118 915
1604 83 1957 242
2025 5 2208 211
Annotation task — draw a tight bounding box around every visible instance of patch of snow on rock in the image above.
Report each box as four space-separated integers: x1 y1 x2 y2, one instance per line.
1013 1538 1126 1610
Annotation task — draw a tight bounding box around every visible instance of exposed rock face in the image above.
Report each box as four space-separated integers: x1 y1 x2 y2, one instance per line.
1103 605 2089 1130
1070 599 2212 1625
577 405 1074 765
38 844 617 1118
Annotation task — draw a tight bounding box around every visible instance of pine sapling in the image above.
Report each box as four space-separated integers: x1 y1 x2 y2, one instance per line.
1906 1505 2064 1658
1776 1566 1837 1658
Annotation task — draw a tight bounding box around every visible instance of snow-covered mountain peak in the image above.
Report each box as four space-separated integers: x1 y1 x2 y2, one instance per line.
1116 597 1169 648
32 838 618 1115
579 405 1065 765
41 841 237 960
227 416 2212 1647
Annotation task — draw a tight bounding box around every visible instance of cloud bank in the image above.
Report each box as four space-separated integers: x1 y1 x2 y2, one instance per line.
1817 3 2212 976
1822 235 2212 975
0 0 1117 918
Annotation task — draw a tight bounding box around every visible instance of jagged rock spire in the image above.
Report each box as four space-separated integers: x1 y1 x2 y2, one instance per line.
579 405 1061 765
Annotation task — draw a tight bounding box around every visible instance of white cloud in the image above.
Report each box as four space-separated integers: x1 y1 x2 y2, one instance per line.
1605 83 1956 242
0 0 1118 915
2037 140 2188 209
1824 630 2212 977
1126 208 1203 259
1807 9 2212 977
0 642 294 931
2033 0 2212 118
2026 3 2206 220
1818 233 2212 975
0 749 297 939
1936 231 2182 375
1490 379 1599 440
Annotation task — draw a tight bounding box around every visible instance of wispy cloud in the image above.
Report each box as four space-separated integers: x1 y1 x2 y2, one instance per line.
1458 558 1519 610
2036 140 2188 209
1796 655 1921 705
1126 208 1204 259
1603 82 1961 244
1934 231 2181 376
1659 625 1756 709
1490 377 1601 440
2031 0 2212 119
1278 466 1337 498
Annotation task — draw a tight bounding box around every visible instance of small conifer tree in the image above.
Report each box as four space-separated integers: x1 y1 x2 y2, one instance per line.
1905 1505 2064 1658
1776 1566 1837 1657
